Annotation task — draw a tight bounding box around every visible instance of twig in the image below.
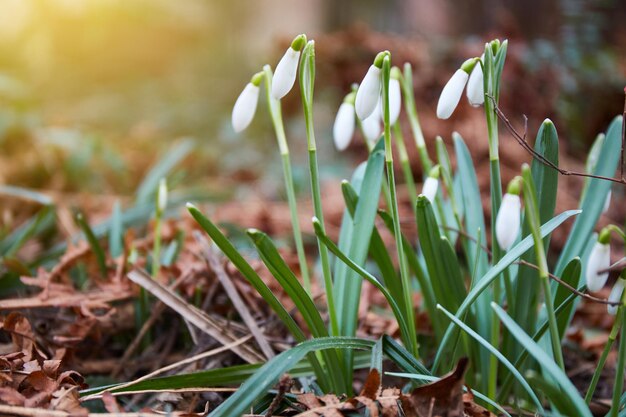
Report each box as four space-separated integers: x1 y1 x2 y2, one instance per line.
487 95 626 185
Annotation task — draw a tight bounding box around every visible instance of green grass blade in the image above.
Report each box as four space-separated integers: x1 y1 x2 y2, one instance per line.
136 139 194 204
381 335 430 375
247 228 347 393
312 218 413 350
437 304 543 412
492 303 592 417
415 195 466 313
1 205 55 258
108 200 124 258
210 337 375 417
511 120 559 339
432 209 581 371
554 257 582 339
333 139 385 336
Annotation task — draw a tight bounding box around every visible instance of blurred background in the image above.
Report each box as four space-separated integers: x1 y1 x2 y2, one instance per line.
0 0 625 202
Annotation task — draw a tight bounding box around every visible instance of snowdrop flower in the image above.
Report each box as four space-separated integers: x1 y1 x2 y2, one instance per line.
271 34 306 99
437 58 479 119
608 277 625 315
157 178 167 214
466 55 484 106
232 72 263 133
586 229 611 292
355 51 387 120
421 165 441 203
388 66 402 125
333 92 356 151
361 101 382 143
495 177 522 251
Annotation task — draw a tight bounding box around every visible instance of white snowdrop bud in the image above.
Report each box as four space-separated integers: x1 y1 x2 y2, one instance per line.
586 233 611 292
421 165 441 203
608 278 625 315
436 58 478 119
388 68 402 124
495 178 522 251
157 178 167 214
333 95 356 151
271 34 306 99
466 57 484 106
355 52 386 120
361 101 382 143
422 177 438 203
232 72 263 133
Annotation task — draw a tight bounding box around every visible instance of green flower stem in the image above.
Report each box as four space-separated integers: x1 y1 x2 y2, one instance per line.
263 65 311 293
298 41 339 336
151 216 162 279
393 122 418 218
610 296 626 417
402 63 432 177
585 311 623 403
382 54 418 357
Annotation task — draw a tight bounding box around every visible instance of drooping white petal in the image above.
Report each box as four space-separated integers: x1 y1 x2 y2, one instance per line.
421 177 439 203
271 47 301 99
602 189 611 214
436 69 469 120
495 193 521 251
466 63 484 106
333 102 355 151
586 241 611 292
232 83 260 133
608 278 625 315
388 78 402 124
355 65 381 120
361 103 382 143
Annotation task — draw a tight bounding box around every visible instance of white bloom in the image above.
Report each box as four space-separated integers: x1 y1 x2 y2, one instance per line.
232 83 260 133
421 177 439 203
271 47 301 99
157 178 167 213
361 102 382 143
602 189 611 214
388 78 402 124
466 61 484 106
437 69 469 119
333 102 355 151
355 65 381 120
608 278 625 315
495 193 521 251
586 241 611 291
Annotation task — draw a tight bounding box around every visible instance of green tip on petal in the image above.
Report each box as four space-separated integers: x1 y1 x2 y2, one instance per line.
343 91 357 105
373 51 390 68
290 34 307 51
599 227 611 244
250 71 264 87
428 165 441 179
460 57 480 74
390 66 402 80
507 176 523 196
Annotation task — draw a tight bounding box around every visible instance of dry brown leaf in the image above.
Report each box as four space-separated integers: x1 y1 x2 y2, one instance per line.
407 357 469 417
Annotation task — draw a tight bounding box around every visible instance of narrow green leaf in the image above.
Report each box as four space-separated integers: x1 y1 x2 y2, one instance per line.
75 212 107 277
1 206 54 258
554 257 582 339
492 303 592 417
